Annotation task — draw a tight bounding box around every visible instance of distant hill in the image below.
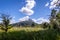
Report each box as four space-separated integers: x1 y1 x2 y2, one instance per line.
11 19 37 27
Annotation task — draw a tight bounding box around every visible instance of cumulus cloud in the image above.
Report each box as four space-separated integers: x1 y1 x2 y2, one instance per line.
45 2 49 7
20 0 36 16
19 16 29 22
32 18 50 24
19 16 50 24
10 19 16 24
20 7 34 15
10 16 16 24
0 21 2 23
26 0 36 9
45 0 60 9
49 0 58 9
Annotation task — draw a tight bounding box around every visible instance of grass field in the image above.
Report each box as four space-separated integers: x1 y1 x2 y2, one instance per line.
8 27 44 32
0 27 60 40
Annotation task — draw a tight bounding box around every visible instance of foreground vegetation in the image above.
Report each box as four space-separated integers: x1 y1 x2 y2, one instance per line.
0 27 60 40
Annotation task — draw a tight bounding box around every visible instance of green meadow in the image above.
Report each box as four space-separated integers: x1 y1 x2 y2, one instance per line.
0 27 60 40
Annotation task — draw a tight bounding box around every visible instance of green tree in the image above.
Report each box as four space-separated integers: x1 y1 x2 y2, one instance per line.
31 22 35 27
50 9 57 20
0 14 12 32
49 0 60 29
56 11 60 29
42 22 50 29
49 9 57 29
49 9 60 30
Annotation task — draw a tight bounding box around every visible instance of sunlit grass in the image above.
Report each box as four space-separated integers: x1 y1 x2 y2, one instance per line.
8 27 44 32
0 27 59 40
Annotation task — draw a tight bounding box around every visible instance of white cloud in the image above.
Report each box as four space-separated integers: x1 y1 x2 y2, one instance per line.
20 0 36 16
45 0 60 9
19 16 50 24
49 4 56 9
10 19 16 24
26 0 36 9
20 7 34 15
12 16 15 19
45 2 49 7
10 16 16 24
49 0 58 9
32 18 50 24
19 16 29 22
0 21 2 23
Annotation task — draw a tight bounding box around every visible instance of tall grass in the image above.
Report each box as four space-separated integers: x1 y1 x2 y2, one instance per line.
0 27 60 40
8 27 44 32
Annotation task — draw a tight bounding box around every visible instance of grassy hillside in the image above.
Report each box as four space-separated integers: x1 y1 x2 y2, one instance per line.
0 27 60 40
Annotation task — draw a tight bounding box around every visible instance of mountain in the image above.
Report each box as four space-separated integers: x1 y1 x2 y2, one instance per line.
11 19 36 27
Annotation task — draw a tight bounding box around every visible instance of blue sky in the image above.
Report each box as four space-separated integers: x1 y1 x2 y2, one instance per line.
0 0 52 24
